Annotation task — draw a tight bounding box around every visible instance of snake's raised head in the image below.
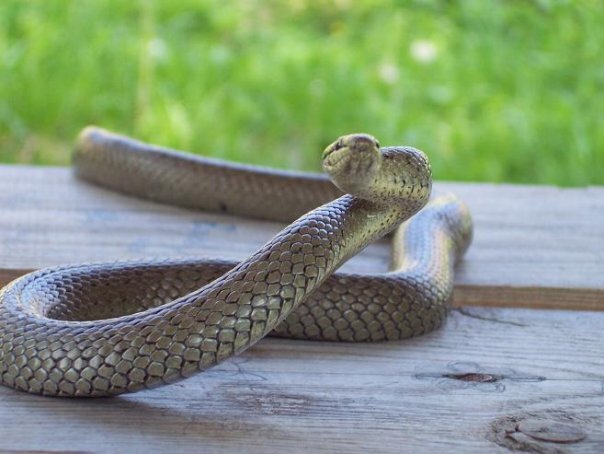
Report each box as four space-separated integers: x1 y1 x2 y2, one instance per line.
322 133 432 210
322 133 382 197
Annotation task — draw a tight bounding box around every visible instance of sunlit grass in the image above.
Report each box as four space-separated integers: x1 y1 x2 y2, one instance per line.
0 0 602 185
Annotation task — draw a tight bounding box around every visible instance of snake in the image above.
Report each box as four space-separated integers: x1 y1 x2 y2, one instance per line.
0 127 472 397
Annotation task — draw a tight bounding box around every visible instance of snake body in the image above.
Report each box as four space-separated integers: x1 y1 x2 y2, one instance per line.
0 128 472 397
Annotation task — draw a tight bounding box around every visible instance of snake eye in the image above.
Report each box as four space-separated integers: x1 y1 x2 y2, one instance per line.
322 138 345 159
376 141 381 148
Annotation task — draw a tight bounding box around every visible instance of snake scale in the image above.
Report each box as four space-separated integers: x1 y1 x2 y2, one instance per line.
0 127 472 397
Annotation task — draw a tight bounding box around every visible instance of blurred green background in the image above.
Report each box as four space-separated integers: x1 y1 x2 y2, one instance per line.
0 0 602 185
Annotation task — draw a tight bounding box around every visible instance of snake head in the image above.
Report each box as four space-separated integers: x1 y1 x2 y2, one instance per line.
322 133 382 196
323 133 432 208
322 133 380 163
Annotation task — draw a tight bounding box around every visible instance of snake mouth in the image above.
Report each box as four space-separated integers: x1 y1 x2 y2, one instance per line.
322 146 349 171
322 133 380 171
323 133 380 171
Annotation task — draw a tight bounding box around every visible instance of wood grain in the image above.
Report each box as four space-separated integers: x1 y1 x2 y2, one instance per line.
0 165 603 453
0 307 602 453
0 165 602 310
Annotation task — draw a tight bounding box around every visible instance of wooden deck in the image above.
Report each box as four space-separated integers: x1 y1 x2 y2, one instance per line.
0 165 602 453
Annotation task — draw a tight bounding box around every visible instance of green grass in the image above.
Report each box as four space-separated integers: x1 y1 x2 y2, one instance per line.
0 0 602 185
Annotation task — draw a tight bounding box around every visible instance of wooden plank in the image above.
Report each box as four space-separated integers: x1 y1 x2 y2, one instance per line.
0 164 602 452
0 164 602 310
439 182 604 310
0 306 602 453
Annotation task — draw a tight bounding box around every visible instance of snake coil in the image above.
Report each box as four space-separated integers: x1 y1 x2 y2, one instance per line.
0 128 472 396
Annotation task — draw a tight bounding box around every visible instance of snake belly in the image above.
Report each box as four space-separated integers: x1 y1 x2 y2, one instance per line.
0 128 472 397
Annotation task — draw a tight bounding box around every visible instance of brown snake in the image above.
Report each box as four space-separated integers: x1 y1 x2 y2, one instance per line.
0 127 472 397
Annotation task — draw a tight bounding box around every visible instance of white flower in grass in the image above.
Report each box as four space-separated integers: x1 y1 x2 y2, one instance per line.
378 63 399 85
410 40 437 64
148 38 168 62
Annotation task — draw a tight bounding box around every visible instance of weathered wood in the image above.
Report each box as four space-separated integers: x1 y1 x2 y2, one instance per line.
0 307 602 453
0 164 603 453
0 165 602 310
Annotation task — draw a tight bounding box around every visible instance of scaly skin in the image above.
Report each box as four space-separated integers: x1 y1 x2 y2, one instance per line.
0 128 472 397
